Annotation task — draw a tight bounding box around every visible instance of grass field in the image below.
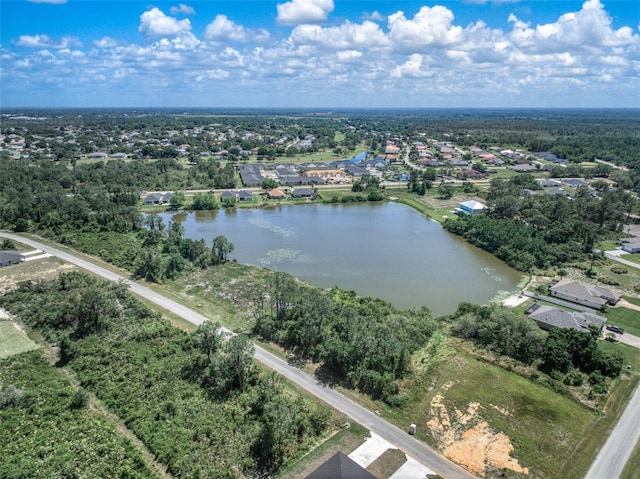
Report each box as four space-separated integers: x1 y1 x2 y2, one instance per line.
620 253 640 265
384 342 599 478
0 321 38 359
606 306 640 337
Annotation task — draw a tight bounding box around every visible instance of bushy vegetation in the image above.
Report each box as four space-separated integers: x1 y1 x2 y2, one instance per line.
0 351 154 479
450 303 624 395
444 174 636 271
0 272 330 478
253 272 436 402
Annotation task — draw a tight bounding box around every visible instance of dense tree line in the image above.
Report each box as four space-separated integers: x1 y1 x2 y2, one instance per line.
444 174 636 271
450 303 624 393
253 272 436 402
0 272 330 477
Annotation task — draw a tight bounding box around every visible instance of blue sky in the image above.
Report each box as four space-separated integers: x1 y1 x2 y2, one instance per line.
1 0 638 108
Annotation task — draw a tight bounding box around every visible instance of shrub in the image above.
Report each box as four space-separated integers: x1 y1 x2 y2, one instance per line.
385 394 407 408
598 276 620 286
610 266 628 274
70 387 90 409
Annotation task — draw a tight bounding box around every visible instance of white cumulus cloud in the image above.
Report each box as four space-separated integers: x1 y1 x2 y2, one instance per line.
170 4 195 15
387 6 464 49
14 34 82 49
139 8 192 37
291 21 387 49
93 37 120 49
205 15 269 43
508 0 639 53
277 0 334 25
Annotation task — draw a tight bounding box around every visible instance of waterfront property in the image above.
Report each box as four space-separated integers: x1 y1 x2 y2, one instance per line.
549 280 620 310
456 200 487 215
525 304 606 332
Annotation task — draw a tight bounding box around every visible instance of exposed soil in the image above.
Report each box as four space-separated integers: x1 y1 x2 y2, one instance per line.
615 298 640 312
426 388 529 477
0 260 74 294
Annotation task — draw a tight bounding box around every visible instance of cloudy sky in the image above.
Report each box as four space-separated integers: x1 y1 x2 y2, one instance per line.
1 0 638 108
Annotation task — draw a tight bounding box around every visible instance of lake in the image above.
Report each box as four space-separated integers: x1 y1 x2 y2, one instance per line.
160 202 524 316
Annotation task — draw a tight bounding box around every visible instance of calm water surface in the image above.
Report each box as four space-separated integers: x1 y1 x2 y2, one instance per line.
161 203 523 316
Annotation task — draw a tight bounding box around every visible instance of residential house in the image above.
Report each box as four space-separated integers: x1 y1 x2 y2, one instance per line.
239 165 264 187
143 192 173 205
621 239 640 254
525 304 606 332
220 191 236 202
549 279 620 310
537 179 563 188
456 200 487 215
305 452 376 479
562 178 588 188
292 188 315 198
508 164 537 173
345 165 368 177
0 251 24 267
267 188 285 200
237 190 253 202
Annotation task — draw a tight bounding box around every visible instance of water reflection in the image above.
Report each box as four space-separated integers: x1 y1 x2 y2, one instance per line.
160 202 523 316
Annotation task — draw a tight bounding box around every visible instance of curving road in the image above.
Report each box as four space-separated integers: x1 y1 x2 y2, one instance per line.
0 232 475 479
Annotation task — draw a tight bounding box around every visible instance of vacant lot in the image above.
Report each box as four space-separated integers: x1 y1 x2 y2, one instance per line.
0 317 38 359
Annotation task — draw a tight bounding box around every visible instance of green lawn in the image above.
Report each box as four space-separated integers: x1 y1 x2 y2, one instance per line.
624 296 640 307
620 253 640 265
0 321 38 359
606 306 640 337
377 342 599 479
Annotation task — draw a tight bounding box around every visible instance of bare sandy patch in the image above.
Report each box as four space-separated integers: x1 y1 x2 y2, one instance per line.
426 388 528 477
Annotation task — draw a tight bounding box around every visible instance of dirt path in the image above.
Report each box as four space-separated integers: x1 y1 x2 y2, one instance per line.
615 298 640 312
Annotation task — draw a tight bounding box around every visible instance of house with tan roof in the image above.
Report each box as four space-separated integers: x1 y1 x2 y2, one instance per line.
267 188 285 199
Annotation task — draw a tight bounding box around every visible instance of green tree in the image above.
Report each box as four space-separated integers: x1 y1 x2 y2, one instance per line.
261 178 279 190
195 321 223 365
168 191 185 210
438 183 455 199
211 235 234 264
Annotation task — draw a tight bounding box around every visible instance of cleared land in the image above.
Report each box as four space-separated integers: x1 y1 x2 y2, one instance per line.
0 318 38 359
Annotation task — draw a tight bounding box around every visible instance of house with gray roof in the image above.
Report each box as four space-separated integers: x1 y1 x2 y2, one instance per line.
508 164 537 172
0 251 24 267
305 452 376 479
549 279 620 310
526 304 606 332
537 179 562 188
621 239 640 254
220 191 236 201
239 165 264 186
143 192 173 205
345 165 368 177
292 188 315 198
561 178 588 188
237 190 253 202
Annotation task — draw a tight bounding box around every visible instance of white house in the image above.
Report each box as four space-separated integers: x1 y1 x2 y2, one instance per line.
456 200 487 215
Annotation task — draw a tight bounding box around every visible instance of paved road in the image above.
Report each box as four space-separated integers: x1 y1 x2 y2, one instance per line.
0 232 475 479
604 251 640 270
584 381 640 479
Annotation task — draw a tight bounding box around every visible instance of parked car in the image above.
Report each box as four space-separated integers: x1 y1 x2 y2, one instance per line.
606 325 625 334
